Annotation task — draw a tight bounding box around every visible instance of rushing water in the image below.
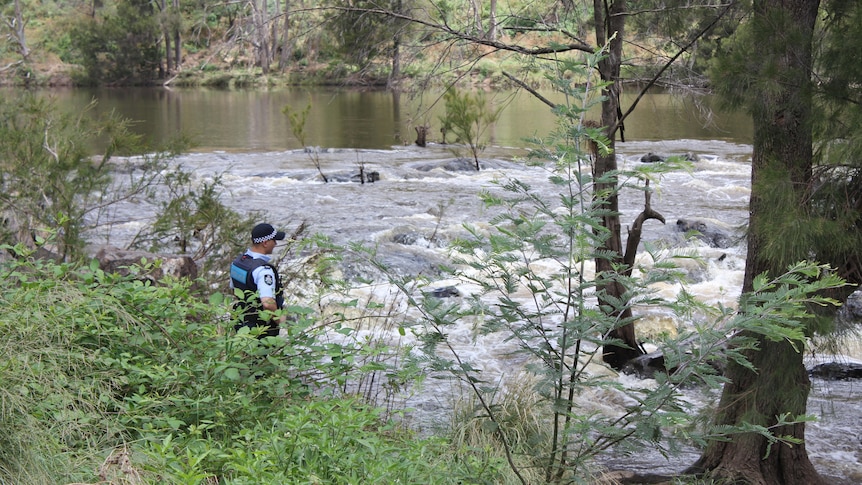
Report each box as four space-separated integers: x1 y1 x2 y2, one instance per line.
20 86 857 481
103 141 861 483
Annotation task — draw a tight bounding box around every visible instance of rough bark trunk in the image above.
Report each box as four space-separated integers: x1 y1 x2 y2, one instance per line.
689 0 824 483
689 339 823 485
593 0 644 370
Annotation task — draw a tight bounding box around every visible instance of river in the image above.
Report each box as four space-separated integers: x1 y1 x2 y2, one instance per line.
13 86 753 151
151 141 857 484
16 87 860 482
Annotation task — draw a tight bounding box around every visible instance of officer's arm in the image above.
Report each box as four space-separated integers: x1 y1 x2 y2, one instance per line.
260 297 278 312
261 297 286 324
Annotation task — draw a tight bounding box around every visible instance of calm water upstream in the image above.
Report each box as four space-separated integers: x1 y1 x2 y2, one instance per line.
18 86 753 150
12 87 860 482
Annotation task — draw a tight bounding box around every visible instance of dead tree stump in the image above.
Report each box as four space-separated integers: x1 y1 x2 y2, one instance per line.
414 125 429 147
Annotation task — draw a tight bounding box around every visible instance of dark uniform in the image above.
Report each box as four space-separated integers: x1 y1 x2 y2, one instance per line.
230 252 284 338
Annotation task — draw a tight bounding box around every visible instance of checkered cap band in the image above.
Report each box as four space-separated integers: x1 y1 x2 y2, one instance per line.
253 228 278 244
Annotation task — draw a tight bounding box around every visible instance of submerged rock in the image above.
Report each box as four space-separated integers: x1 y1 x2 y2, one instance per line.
410 158 482 172
621 351 668 379
839 290 862 322
640 152 665 163
675 218 736 249
426 286 461 298
639 152 700 163
809 362 862 380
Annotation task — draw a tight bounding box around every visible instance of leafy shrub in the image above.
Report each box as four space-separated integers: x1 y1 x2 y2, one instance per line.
0 94 177 261
0 245 508 483
67 0 162 85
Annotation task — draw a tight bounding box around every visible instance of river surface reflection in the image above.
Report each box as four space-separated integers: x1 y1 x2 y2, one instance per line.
11 86 753 151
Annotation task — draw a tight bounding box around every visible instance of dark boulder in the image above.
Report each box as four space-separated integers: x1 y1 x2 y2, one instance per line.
640 152 665 163
639 152 700 163
426 286 461 298
839 290 862 323
322 170 381 183
621 350 668 379
809 362 862 380
392 232 425 246
676 218 736 249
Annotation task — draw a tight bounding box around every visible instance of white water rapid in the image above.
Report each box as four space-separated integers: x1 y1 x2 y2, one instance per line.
105 139 861 483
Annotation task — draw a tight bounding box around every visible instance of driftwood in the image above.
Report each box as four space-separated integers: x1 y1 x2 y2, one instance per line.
606 179 665 370
624 179 666 273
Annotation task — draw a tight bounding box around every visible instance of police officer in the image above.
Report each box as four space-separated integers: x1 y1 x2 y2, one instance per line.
230 223 286 338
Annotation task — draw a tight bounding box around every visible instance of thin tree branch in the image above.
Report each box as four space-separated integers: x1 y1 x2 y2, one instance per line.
501 71 556 109
612 1 737 135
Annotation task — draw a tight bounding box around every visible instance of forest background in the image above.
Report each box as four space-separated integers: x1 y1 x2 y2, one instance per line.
2 0 862 484
1 0 719 89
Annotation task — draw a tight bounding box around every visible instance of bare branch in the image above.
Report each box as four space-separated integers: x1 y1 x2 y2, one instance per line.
612 1 738 136
624 180 665 273
501 71 556 109
329 5 596 56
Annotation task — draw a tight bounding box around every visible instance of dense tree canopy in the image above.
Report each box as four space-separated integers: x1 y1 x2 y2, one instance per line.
1 0 736 86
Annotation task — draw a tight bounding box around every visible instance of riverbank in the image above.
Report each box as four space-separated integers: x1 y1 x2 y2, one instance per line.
3 60 548 92
1 38 533 90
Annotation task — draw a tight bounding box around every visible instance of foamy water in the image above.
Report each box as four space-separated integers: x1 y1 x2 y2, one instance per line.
103 140 861 482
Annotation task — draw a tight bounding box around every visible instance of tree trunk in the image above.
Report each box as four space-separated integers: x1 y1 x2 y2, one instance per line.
390 35 400 88
689 1 824 483
689 339 823 485
486 0 497 41
173 0 181 69
160 0 172 74
269 0 279 68
593 0 644 369
389 0 402 89
10 0 29 61
279 0 292 71
469 0 481 35
164 33 172 73
252 0 270 73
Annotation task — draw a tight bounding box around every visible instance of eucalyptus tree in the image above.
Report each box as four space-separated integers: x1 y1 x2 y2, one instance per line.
686 1 862 483
1 0 29 63
348 0 743 369
155 0 182 75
